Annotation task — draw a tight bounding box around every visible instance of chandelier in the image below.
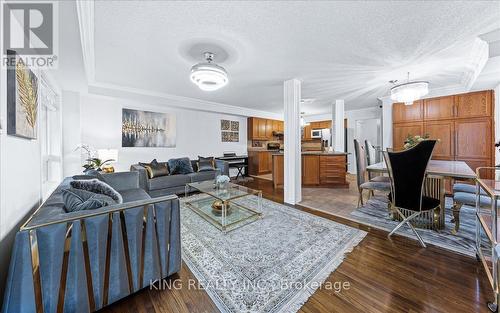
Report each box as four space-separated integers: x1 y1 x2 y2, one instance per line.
190 52 228 91
390 73 429 106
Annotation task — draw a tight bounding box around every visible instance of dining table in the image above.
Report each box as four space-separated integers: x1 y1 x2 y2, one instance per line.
366 160 476 230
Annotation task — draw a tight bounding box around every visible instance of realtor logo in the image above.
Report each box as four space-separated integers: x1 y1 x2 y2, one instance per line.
2 1 58 68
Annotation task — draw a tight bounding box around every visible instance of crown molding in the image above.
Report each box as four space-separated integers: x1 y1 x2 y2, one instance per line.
460 38 489 90
76 0 95 83
88 81 282 119
74 0 281 119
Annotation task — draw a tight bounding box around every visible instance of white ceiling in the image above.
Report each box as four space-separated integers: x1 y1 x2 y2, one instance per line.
78 1 500 115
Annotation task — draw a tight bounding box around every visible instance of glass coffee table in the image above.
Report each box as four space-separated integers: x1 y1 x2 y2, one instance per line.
185 181 263 233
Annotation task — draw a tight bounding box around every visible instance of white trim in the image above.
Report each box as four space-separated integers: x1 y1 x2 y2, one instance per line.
88 81 282 119
460 38 489 90
76 0 95 83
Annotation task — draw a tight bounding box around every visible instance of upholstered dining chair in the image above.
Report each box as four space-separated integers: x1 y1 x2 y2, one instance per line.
365 139 389 182
354 139 391 207
383 140 438 247
365 140 377 165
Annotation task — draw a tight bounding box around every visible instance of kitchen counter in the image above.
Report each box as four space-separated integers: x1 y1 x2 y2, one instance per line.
272 153 349 189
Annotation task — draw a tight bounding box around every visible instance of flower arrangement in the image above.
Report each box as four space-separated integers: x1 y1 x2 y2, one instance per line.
403 134 430 150
216 175 231 189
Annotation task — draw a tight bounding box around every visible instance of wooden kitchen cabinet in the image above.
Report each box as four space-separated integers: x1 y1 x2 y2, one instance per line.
424 96 454 121
455 118 492 161
319 155 348 186
248 117 285 140
265 119 274 139
278 121 284 132
392 122 424 151
248 151 272 175
392 89 495 178
455 90 492 118
424 120 454 159
302 155 320 185
310 120 332 129
272 153 348 188
302 124 312 140
248 117 267 140
393 100 423 123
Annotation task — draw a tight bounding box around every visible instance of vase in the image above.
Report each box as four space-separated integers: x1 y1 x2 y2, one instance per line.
217 182 228 190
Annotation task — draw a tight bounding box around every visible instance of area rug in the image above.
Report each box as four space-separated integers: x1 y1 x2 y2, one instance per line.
350 196 477 257
180 194 366 313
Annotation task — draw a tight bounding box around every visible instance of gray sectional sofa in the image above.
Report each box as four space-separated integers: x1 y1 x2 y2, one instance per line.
131 159 229 197
2 172 181 313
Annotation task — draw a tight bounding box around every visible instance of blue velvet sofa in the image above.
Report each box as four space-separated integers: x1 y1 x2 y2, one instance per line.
1 172 181 313
131 159 229 197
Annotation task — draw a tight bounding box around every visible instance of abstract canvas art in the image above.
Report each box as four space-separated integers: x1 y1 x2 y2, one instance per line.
221 119 230 130
7 50 38 139
122 108 176 147
230 121 239 131
221 119 239 142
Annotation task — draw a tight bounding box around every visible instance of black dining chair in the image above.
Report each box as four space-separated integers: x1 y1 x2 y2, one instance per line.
383 140 438 247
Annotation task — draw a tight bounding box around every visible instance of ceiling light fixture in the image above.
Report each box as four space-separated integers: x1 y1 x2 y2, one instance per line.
390 72 429 106
190 52 228 91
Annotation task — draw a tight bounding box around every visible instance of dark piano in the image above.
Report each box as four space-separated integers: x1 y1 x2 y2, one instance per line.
216 152 248 179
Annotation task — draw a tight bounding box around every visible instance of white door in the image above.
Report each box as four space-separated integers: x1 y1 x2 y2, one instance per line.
355 118 382 161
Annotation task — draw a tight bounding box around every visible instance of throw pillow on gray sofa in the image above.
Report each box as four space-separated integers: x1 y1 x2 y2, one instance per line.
62 188 117 212
140 159 169 178
70 178 123 203
197 156 216 172
168 157 194 175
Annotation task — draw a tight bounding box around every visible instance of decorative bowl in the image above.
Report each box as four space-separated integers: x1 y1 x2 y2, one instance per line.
211 200 232 216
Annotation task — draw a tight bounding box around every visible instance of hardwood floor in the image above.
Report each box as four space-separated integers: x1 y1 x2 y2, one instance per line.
101 177 492 313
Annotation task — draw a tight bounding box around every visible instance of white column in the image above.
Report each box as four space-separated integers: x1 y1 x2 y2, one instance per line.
379 96 394 150
334 100 345 152
284 79 302 205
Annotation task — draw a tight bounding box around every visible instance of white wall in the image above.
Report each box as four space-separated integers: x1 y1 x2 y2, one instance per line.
345 107 382 173
0 76 43 241
62 91 82 176
70 94 248 174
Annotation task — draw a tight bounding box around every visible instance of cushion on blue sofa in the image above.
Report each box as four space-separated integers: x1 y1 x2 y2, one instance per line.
168 157 194 175
62 188 116 212
148 174 191 191
70 179 123 203
197 156 216 172
119 188 151 202
188 171 218 183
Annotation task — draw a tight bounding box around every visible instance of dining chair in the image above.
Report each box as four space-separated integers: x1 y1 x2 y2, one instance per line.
354 139 391 207
383 140 438 247
365 139 390 182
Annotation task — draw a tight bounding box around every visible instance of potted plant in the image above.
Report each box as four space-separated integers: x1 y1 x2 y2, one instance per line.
75 144 115 174
403 134 431 150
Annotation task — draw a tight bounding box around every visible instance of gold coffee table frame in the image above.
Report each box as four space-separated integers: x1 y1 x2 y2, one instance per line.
185 181 263 233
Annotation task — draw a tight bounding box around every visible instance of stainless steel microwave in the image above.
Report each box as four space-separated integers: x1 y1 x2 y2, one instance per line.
311 129 322 138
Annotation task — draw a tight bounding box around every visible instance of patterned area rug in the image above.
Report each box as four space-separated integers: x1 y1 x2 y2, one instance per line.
180 194 366 313
351 196 477 257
